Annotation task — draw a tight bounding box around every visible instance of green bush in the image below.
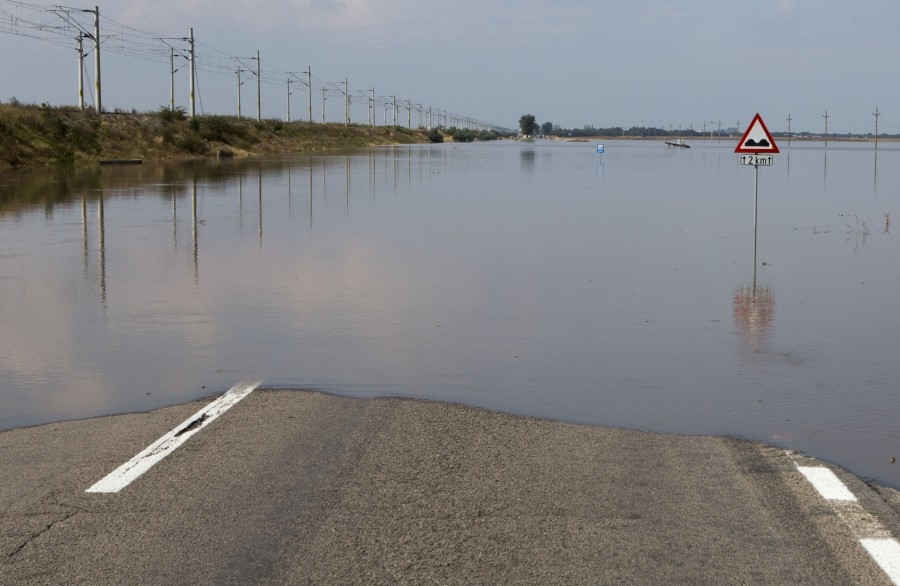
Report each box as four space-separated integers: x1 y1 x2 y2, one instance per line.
157 106 186 123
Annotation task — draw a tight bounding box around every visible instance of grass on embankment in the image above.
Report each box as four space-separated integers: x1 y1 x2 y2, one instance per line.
0 102 432 168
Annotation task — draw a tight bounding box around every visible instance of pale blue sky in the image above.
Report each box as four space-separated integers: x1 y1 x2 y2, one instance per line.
0 0 897 134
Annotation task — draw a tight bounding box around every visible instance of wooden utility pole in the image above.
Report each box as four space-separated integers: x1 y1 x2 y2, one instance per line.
874 107 880 149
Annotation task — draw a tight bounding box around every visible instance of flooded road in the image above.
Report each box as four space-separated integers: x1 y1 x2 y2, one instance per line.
1 139 899 487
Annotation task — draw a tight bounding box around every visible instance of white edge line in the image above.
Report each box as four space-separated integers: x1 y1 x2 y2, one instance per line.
796 465 857 501
861 539 900 585
86 380 262 493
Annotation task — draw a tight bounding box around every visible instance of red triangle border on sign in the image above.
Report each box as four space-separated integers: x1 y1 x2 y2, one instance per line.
734 113 780 154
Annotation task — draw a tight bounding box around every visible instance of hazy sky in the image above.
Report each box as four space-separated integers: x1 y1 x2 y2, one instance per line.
1 0 897 134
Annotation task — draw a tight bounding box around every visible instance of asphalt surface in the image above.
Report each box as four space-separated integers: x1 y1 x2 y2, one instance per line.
2 388 900 584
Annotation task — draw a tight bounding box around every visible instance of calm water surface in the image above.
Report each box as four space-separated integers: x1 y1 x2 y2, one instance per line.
2 139 899 487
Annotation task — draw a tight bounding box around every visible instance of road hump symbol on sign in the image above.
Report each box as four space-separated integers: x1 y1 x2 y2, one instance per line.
734 113 779 154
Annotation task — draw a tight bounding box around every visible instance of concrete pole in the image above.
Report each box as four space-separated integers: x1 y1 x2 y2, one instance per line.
188 28 195 117
169 47 175 111
92 6 100 114
286 78 291 122
307 66 312 123
256 49 261 122
236 68 242 117
77 33 84 110
344 79 349 126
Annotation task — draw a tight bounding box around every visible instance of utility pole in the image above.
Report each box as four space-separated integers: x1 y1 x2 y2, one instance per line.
169 47 175 111
286 78 292 122
407 100 411 129
786 114 792 147
371 87 376 127
76 33 85 110
344 79 349 126
256 50 261 122
236 67 243 117
873 106 880 150
823 110 829 149
392 95 397 126
91 6 100 113
188 28 195 117
307 66 312 123
322 87 326 124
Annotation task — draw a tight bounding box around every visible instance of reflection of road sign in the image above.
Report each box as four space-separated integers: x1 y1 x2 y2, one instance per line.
740 154 773 166
596 144 605 153
735 113 779 153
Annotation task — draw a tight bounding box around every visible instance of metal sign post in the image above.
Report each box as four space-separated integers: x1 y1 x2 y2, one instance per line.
735 113 779 283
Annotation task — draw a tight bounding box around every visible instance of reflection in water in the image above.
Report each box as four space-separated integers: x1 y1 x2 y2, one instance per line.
732 284 775 352
874 150 878 191
4 141 900 490
520 149 535 173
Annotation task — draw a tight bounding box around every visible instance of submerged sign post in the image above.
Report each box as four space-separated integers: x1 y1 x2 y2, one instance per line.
735 113 779 280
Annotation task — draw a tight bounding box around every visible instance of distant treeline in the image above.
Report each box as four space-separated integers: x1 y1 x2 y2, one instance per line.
540 123 898 139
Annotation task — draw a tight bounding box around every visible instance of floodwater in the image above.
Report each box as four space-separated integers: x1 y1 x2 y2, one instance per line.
2 139 899 487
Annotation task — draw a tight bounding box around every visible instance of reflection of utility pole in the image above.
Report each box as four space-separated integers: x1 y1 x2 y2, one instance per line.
191 179 198 283
873 106 880 150
98 189 107 303
258 167 263 247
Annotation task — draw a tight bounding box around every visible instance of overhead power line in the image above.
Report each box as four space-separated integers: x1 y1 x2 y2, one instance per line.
0 0 509 131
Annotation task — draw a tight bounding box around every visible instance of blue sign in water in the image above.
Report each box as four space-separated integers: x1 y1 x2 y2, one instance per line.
596 144 605 153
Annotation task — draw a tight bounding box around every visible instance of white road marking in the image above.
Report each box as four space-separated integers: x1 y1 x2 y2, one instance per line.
861 538 900 585
796 465 857 501
85 380 261 493
790 455 900 584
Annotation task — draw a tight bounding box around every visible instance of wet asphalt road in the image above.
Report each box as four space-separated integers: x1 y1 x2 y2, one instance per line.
2 388 900 584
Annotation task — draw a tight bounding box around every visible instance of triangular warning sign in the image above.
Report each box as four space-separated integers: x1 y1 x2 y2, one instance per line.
735 113 779 154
